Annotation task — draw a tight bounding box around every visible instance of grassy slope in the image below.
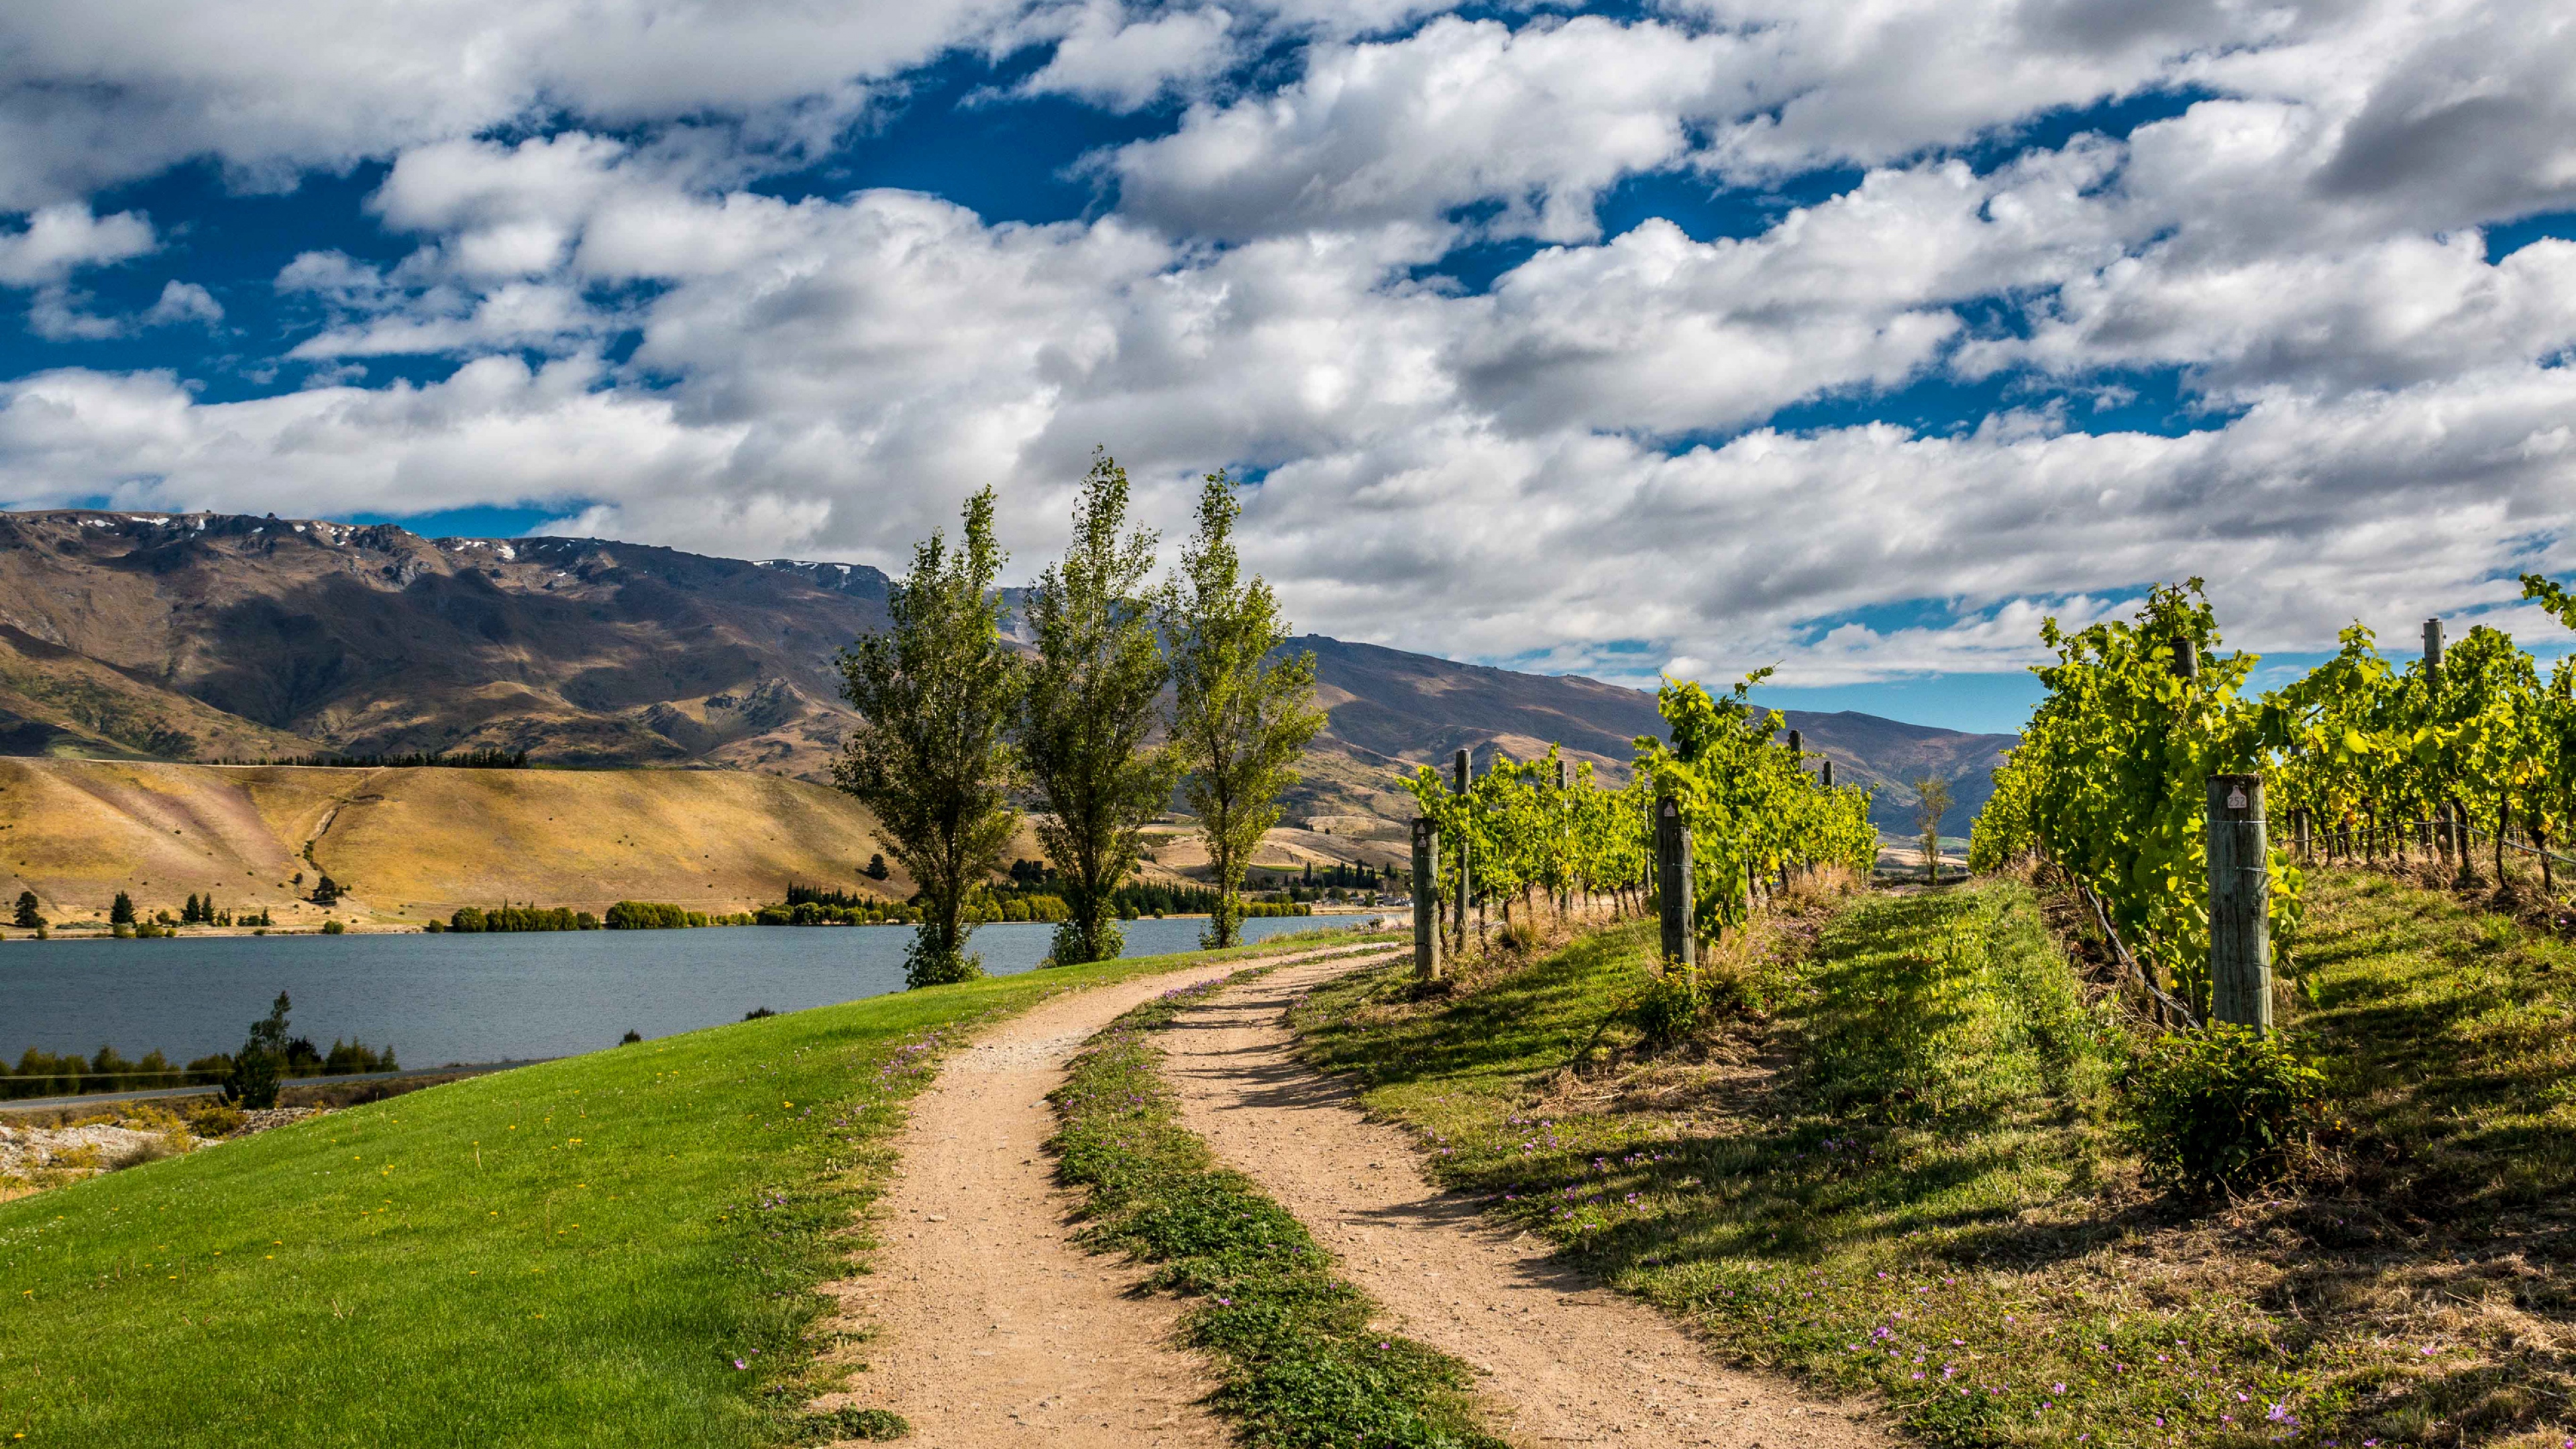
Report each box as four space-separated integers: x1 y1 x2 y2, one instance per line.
1292 875 2576 1448
0 935 1340 1448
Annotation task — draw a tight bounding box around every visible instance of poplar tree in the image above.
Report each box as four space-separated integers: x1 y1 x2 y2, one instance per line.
835 488 1024 987
1021 450 1177 966
1163 472 1323 947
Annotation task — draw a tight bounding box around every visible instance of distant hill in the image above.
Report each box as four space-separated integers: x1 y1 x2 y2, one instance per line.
0 756 934 928
0 508 2015 858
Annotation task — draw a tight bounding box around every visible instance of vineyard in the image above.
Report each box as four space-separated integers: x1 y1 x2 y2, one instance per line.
1404 673 1877 951
1969 574 2576 1020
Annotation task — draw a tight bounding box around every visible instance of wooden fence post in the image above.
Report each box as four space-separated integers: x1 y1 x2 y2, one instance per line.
2208 773 2272 1033
1821 759 1834 788
1411 816 1441 981
1654 794 1693 968
1554 757 1570 917
1452 748 1472 953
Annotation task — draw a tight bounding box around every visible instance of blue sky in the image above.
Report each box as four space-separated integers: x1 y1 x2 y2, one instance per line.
5 0 2576 739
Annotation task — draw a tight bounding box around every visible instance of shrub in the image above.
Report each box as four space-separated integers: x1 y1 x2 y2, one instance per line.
2122 1024 2324 1192
619 1030 643 1045
320 919 346 934
448 906 486 932
1632 965 1706 1045
605 900 692 930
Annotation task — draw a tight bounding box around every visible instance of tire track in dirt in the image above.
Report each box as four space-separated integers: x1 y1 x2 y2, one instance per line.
821 943 1403 1447
1161 953 1886 1449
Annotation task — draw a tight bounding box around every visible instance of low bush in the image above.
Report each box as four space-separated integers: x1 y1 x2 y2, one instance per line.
2121 1023 2324 1192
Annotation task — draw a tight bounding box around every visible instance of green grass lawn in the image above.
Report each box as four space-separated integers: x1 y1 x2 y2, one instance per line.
1291 876 2576 1448
0 932 1366 1448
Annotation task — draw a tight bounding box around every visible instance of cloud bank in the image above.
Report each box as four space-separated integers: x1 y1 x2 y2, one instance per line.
1 0 2573 688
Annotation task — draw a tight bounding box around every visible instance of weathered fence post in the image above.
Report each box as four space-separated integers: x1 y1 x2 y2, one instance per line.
1554 757 1571 917
2208 773 2272 1033
1452 748 1472 953
1654 794 1693 968
2174 636 2199 680
1411 816 1441 981
1821 759 1834 788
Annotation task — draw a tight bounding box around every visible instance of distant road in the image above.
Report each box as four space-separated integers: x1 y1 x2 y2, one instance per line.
0 1059 554 1114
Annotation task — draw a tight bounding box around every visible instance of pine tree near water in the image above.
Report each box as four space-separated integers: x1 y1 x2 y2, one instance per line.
1021 450 1178 967
1164 472 1323 949
111 891 135 925
13 890 41 929
835 488 1024 988
223 991 293 1110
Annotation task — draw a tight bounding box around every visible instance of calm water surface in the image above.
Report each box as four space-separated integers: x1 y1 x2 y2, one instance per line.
0 916 1348 1065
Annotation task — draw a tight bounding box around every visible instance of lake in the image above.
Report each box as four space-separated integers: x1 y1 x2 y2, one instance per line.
0 916 1356 1067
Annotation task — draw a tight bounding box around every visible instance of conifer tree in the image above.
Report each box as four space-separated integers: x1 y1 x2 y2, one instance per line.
13 890 40 929
111 890 135 925
835 488 1024 987
1163 472 1323 947
1021 450 1177 966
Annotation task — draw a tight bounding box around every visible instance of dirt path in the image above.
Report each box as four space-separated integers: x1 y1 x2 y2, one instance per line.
824 943 1402 1447
1162 954 1884 1449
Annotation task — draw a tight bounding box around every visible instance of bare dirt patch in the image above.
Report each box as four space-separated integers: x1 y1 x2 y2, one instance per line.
1161 953 1884 1449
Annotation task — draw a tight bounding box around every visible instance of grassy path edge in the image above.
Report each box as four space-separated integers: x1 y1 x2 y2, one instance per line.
1047 952 1510 1449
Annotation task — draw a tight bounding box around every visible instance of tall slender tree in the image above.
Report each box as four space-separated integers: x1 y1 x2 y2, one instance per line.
1021 450 1178 966
835 488 1025 987
1163 471 1324 947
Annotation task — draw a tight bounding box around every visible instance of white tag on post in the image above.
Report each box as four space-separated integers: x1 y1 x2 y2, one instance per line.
2227 786 2248 811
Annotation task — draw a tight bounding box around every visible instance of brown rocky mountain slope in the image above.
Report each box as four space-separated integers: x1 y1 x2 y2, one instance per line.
0 508 2012 843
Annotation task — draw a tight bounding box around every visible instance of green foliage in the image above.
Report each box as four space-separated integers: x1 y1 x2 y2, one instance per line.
1629 963 1729 1044
1053 978 1505 1449
1022 449 1177 967
788 1406 910 1443
449 902 596 932
3 1046 213 1101
835 487 1022 989
602 901 716 930
1966 582 2301 1017
1404 684 1872 949
319 919 346 935
15 888 44 928
2121 1024 2324 1192
110 890 136 925
222 991 293 1109
1163 472 1323 949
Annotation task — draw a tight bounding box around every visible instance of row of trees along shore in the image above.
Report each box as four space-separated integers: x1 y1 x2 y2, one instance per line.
1969 574 2576 1025
1404 672 1879 957
835 453 1324 987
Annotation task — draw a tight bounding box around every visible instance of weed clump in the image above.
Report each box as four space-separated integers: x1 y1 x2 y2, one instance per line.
2121 1024 2324 1192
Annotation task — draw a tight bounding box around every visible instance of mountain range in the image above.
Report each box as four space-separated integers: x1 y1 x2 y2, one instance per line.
0 508 2012 839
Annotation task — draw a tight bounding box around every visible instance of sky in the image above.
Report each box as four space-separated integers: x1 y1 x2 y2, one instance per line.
3 0 2575 735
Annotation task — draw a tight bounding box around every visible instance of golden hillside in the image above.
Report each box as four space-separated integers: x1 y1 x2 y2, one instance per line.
0 759 928 929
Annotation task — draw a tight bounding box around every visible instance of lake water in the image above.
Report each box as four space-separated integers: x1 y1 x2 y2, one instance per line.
0 916 1354 1067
